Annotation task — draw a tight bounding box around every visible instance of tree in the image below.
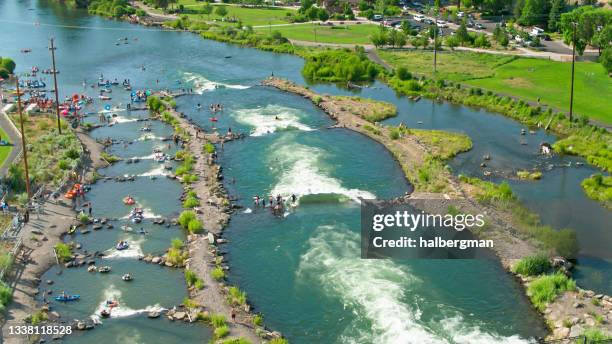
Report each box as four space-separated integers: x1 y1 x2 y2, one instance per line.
456 20 470 45
601 47 612 74
400 20 411 35
0 58 16 74
370 29 388 48
215 5 228 18
547 0 565 31
519 0 550 26
560 7 612 56
592 24 612 55
201 2 212 19
317 8 329 22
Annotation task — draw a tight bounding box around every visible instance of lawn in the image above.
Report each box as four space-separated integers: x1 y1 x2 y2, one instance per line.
255 23 380 44
174 3 297 26
378 50 612 124
0 126 13 169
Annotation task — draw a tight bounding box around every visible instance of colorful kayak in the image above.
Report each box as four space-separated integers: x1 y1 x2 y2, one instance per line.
55 294 80 302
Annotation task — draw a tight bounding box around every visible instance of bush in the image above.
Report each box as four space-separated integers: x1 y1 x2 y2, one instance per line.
185 269 198 286
203 142 215 154
187 219 203 234
253 314 263 327
0 281 12 311
183 196 200 208
228 286 247 306
270 339 289 344
211 267 225 281
178 211 196 229
210 313 226 328
171 238 184 250
580 328 612 342
396 67 412 81
389 128 401 140
54 243 72 262
527 273 576 311
214 325 230 338
194 279 204 290
512 255 551 276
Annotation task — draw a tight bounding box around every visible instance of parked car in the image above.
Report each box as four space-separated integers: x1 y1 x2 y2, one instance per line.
373 14 383 21
530 26 545 37
475 23 485 30
467 20 475 28
457 11 465 18
436 20 448 28
413 14 425 22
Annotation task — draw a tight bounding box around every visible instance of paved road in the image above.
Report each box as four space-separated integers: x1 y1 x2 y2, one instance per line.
0 105 22 176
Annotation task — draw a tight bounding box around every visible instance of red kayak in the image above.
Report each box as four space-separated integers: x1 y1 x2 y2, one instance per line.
209 117 218 122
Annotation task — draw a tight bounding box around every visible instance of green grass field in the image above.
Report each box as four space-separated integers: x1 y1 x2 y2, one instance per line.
171 3 297 26
378 50 612 124
255 23 380 44
0 126 13 169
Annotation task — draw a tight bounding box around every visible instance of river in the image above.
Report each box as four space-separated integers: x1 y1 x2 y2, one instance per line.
0 0 608 342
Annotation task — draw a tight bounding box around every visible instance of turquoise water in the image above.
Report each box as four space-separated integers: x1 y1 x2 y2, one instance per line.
2 0 608 342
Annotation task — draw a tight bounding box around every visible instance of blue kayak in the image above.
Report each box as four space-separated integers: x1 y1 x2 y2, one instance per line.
55 294 80 302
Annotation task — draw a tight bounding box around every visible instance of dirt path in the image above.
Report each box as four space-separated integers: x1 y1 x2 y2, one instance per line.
158 104 263 343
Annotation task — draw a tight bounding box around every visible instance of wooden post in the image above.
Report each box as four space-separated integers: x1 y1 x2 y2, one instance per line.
49 38 62 134
15 78 32 199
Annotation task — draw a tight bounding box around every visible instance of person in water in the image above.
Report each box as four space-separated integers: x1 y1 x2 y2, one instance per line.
291 194 297 203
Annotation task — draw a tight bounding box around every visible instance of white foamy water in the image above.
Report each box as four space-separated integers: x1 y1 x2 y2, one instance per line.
138 165 168 177
113 116 139 123
233 105 314 137
269 142 374 204
91 284 166 322
121 207 162 220
297 226 532 344
132 153 156 160
135 133 163 141
243 208 253 214
183 72 249 94
104 237 144 259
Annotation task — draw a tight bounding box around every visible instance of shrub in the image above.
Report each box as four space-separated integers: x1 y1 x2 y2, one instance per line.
183 297 199 309
203 142 215 154
211 267 225 281
185 269 198 286
178 211 196 229
54 243 72 262
187 219 203 234
0 281 12 311
228 286 247 306
214 325 230 338
579 328 612 342
527 273 576 311
29 310 48 325
270 339 289 344
253 314 263 327
210 314 226 328
171 238 184 250
79 214 90 224
194 279 204 290
396 67 412 81
183 196 200 208
389 128 401 140
512 255 551 276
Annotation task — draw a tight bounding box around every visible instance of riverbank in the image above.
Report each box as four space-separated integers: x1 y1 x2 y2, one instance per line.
262 76 612 342
0 126 106 343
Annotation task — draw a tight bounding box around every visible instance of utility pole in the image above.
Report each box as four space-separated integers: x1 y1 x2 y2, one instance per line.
15 78 32 199
49 38 62 134
569 22 576 122
314 22 317 43
433 21 438 74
